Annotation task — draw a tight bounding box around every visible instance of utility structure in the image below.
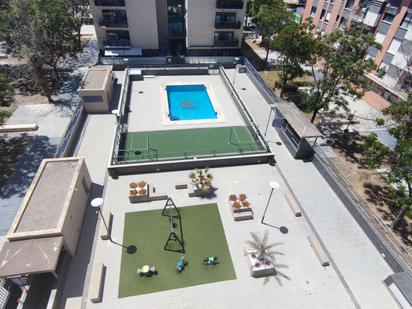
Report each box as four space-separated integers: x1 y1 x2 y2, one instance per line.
162 198 185 253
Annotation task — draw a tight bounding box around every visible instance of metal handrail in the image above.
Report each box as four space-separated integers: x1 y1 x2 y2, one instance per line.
314 145 412 274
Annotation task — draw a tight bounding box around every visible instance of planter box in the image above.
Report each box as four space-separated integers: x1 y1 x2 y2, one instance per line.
188 186 211 197
129 184 150 203
246 250 276 278
232 208 254 221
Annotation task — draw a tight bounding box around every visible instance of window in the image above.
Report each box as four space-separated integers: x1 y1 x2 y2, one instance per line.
214 31 234 41
320 9 326 19
325 12 331 21
388 38 401 54
310 7 317 16
374 32 386 44
216 12 236 23
383 12 395 23
82 96 103 103
400 12 412 28
345 0 354 9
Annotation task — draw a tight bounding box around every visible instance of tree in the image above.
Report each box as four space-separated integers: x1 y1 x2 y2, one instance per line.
0 73 14 107
250 0 293 67
245 230 283 262
69 0 91 53
273 22 314 97
6 0 76 102
306 28 378 122
363 94 412 229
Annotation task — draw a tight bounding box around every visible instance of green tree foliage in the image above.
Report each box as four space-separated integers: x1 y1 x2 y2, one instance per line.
363 94 412 229
306 28 378 122
5 0 80 102
0 73 14 107
69 0 91 53
250 0 293 67
273 22 314 97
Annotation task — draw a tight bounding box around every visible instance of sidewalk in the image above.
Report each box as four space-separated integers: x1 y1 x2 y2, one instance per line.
227 68 397 309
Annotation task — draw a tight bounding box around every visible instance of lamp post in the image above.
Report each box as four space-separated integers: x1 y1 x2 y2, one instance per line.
111 109 120 126
90 197 113 242
232 57 240 85
264 106 275 137
261 181 280 224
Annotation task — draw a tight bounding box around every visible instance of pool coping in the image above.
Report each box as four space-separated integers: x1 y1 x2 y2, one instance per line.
159 82 226 126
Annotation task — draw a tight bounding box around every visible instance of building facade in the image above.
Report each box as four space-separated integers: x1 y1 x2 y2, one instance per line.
89 0 248 56
302 0 412 104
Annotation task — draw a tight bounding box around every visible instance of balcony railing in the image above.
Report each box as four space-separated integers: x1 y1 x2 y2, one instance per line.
215 20 241 29
168 29 186 38
103 39 131 48
213 38 239 47
216 0 244 9
94 0 125 6
99 17 128 28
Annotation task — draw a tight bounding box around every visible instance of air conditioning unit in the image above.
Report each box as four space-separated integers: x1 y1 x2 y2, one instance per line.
236 64 247 73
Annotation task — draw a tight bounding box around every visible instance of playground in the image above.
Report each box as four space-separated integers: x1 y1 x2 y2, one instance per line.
118 203 236 298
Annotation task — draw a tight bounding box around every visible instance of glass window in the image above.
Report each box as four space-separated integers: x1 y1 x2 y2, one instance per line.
214 31 234 41
310 7 317 16
345 0 354 8
216 12 236 23
400 12 412 28
383 12 395 23
320 9 326 19
83 96 103 103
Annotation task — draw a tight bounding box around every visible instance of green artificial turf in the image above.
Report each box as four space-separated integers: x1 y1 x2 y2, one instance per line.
120 126 263 162
118 203 236 298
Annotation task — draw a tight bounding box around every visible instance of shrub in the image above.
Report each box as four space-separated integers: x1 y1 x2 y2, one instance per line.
376 118 385 126
0 73 14 107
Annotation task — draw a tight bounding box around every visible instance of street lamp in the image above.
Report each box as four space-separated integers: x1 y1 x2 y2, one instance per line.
111 109 120 126
261 181 280 224
232 57 240 85
90 198 137 254
264 106 275 136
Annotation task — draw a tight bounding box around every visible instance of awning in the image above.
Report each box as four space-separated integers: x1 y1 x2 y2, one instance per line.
275 102 323 139
104 47 142 57
0 236 63 278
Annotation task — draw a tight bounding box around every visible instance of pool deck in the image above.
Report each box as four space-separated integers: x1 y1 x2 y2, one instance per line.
57 69 398 309
127 75 245 132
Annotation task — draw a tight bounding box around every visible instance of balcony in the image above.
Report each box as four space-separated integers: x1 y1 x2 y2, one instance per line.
94 0 125 6
216 0 244 9
168 29 186 39
213 38 239 47
215 20 241 29
99 17 128 28
103 39 131 48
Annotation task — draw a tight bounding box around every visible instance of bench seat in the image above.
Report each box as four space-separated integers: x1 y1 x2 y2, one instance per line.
89 263 106 303
285 191 302 217
308 235 330 267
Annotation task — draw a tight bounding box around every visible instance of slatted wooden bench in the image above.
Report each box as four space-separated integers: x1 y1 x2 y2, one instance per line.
308 235 330 267
149 191 168 201
285 192 302 217
89 263 106 303
99 210 113 240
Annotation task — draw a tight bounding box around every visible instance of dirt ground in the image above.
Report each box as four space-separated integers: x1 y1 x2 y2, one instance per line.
328 132 412 248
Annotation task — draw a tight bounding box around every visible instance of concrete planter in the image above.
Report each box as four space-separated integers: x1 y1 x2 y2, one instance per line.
246 250 276 278
129 184 149 203
188 185 211 197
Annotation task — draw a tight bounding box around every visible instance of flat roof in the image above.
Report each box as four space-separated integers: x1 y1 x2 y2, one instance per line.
8 158 83 239
80 66 112 91
0 236 63 277
275 102 323 139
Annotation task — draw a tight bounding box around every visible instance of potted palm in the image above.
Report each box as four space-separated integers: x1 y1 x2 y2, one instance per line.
188 168 213 196
245 231 283 277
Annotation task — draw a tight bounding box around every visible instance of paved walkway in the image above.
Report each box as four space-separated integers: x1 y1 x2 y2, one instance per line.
227 68 397 309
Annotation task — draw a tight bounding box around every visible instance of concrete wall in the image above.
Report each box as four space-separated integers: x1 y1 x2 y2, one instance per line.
186 0 246 49
61 160 92 257
156 0 169 49
89 0 159 50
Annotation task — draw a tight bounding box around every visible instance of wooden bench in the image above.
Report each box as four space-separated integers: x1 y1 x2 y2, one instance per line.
89 263 106 303
149 191 168 201
0 123 38 133
175 182 188 190
285 192 302 217
99 210 113 240
308 235 330 267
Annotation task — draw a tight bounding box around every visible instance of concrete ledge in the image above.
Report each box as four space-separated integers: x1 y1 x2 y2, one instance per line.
232 209 254 221
285 191 302 217
89 263 106 303
175 182 188 189
99 211 113 240
308 235 330 267
0 123 38 133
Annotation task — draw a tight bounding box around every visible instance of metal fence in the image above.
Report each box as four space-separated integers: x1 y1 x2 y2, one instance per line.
313 145 412 275
100 56 243 66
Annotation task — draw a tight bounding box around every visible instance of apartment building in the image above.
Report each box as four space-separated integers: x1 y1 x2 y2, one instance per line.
302 0 412 104
89 0 247 56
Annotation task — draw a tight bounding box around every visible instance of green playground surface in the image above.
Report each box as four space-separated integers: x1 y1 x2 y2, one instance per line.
119 126 264 162
118 203 236 298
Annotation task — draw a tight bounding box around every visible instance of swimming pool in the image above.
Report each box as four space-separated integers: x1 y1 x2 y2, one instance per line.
166 84 217 121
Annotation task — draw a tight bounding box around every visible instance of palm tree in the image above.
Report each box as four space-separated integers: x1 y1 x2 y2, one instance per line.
245 230 283 262
189 167 213 193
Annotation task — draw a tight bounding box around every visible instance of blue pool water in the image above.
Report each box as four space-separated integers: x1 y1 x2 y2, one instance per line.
166 84 217 121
